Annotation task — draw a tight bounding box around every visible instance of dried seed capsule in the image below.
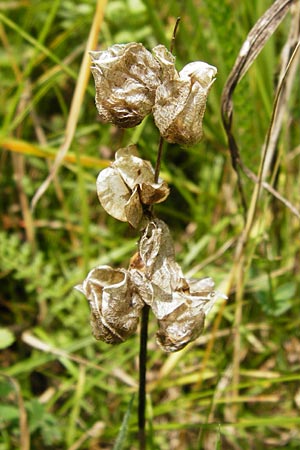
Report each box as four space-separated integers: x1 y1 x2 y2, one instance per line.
96 146 169 228
137 219 226 352
155 277 217 351
152 45 217 145
90 43 161 128
75 266 144 343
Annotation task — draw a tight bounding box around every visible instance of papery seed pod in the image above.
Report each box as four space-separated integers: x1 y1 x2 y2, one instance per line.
75 266 144 344
139 218 175 269
156 306 206 352
156 277 221 352
138 219 185 301
96 146 169 228
90 43 162 128
152 44 177 80
153 47 217 145
137 219 188 322
137 219 227 352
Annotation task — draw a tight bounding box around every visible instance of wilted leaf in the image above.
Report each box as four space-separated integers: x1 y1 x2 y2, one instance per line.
221 0 295 213
0 328 15 349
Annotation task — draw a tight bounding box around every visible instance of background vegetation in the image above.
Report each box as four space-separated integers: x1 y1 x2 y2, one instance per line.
1 0 300 449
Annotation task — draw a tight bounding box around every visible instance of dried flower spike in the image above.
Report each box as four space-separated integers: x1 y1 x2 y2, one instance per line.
75 265 144 343
152 45 217 145
90 43 161 128
96 146 170 228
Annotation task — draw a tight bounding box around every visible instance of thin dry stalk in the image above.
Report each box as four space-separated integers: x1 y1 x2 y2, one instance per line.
30 107 79 250
221 0 298 421
2 376 30 450
221 0 296 216
12 81 36 247
261 3 300 180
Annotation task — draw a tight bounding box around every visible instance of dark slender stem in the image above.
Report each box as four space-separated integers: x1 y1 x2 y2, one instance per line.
138 304 150 450
154 136 164 184
137 18 181 449
170 17 181 54
137 136 162 448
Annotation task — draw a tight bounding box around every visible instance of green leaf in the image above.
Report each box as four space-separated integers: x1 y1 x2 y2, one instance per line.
0 380 14 397
0 404 19 422
113 394 135 450
0 328 15 349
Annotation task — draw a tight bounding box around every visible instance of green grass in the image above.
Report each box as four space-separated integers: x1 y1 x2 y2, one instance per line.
1 0 300 449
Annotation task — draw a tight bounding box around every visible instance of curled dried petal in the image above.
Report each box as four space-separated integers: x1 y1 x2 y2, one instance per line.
138 219 186 316
139 181 169 205
152 44 177 80
156 277 221 352
90 43 161 128
130 267 154 306
96 146 169 227
124 186 143 228
96 166 131 222
114 149 159 190
153 60 217 145
156 307 205 352
139 219 186 293
180 62 217 88
114 148 169 205
139 219 175 270
137 219 226 352
75 266 143 343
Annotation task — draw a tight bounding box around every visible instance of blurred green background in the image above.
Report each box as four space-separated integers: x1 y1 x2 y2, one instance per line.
1 0 300 449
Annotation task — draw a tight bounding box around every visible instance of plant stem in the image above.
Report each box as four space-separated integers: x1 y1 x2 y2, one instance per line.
137 133 162 448
138 18 181 448
154 136 164 183
170 17 181 54
138 304 150 450
138 134 164 449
